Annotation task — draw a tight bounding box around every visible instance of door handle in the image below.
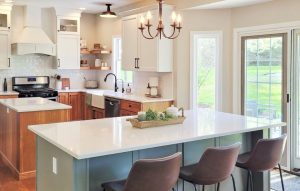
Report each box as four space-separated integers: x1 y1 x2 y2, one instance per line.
8 58 11 67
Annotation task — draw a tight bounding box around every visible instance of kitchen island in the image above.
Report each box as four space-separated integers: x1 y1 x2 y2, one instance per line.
0 98 71 180
29 109 286 191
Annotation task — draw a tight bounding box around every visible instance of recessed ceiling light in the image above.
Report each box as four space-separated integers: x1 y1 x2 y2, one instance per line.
79 8 86 10
100 4 117 18
5 0 14 3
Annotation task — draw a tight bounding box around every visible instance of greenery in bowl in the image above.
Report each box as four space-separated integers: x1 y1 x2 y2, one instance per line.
143 109 174 122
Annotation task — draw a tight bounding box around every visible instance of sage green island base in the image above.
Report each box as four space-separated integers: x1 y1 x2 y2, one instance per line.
29 109 285 191
36 131 269 191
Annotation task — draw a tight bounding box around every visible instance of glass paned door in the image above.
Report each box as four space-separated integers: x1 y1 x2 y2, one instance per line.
293 30 300 168
242 34 288 137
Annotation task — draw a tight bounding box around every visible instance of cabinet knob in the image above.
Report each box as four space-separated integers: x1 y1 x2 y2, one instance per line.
8 58 11 67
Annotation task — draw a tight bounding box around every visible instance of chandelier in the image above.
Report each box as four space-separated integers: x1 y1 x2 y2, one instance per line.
138 0 182 40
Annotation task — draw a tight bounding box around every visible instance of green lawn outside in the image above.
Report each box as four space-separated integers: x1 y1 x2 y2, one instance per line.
198 65 282 119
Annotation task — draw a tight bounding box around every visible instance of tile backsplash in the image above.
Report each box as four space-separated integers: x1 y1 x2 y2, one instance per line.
0 55 97 91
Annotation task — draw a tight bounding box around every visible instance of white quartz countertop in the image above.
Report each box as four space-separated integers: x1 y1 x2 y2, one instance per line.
57 89 173 103
29 109 286 160
0 91 19 96
0 97 72 112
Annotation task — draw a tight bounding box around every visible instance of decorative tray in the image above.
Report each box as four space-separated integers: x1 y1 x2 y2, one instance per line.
126 117 186 129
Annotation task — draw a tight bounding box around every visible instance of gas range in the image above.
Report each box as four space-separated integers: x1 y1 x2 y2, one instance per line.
12 76 58 101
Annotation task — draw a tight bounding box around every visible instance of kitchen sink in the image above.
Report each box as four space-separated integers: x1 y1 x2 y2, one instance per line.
86 90 105 109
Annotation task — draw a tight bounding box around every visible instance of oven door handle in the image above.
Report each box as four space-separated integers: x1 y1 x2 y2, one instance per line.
46 97 58 102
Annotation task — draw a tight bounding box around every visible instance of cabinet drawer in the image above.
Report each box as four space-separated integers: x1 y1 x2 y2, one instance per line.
120 100 141 113
120 109 137 117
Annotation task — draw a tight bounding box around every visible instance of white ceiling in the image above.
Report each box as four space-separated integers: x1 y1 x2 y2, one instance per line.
192 0 273 9
9 0 142 13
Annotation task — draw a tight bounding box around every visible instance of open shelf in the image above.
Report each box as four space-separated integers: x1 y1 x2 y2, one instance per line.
80 49 112 55
80 66 111 71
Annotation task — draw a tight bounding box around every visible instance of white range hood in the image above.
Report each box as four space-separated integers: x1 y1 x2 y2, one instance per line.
12 6 56 56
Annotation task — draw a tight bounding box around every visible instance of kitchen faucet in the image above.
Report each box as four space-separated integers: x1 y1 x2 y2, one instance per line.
104 73 118 92
117 79 125 93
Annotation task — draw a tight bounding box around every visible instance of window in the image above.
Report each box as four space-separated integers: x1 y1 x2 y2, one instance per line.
190 32 222 110
113 37 133 84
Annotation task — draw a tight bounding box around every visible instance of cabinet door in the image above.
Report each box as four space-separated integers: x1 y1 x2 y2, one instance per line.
57 34 80 69
0 11 11 30
93 108 105 119
58 93 69 105
120 109 136 117
57 17 80 34
0 31 10 69
137 11 158 72
122 15 139 71
69 93 82 121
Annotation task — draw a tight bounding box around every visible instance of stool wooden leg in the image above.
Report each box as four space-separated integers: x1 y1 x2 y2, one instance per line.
217 182 220 191
202 185 205 191
278 164 285 191
231 174 237 191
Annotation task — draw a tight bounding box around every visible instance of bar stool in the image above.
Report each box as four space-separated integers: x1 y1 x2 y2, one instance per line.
102 152 182 191
235 134 287 191
179 143 241 191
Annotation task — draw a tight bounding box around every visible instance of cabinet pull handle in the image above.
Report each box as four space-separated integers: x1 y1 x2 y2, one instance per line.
57 59 61 67
8 58 11 67
134 58 137 69
136 58 140 69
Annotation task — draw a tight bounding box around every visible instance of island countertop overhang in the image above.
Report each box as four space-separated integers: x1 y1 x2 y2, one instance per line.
29 109 286 160
0 97 72 112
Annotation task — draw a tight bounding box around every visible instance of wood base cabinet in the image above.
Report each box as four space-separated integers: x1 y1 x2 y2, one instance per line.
0 104 70 180
58 92 84 121
119 99 174 117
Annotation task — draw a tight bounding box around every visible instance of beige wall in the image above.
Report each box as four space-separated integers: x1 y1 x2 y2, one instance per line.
232 0 300 28
81 13 97 50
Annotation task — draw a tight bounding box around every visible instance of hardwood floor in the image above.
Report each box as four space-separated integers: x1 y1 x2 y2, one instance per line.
0 158 35 191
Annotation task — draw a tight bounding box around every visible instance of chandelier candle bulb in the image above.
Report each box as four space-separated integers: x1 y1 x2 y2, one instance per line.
177 14 182 25
140 16 145 26
147 11 152 20
172 12 177 23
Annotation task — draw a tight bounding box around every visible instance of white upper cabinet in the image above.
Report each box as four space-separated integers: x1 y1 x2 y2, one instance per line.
56 34 80 69
121 6 173 72
57 16 80 35
0 31 11 69
55 9 81 69
122 15 139 71
0 8 11 31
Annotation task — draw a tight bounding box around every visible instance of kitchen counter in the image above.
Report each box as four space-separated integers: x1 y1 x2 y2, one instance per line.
0 97 71 180
57 89 173 103
0 97 72 112
0 91 19 96
29 109 285 160
30 108 285 191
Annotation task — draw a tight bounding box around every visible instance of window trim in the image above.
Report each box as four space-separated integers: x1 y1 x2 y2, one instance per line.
112 35 134 85
190 31 223 111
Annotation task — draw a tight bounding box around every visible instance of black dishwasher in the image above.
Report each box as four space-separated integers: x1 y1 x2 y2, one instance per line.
105 97 121 117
